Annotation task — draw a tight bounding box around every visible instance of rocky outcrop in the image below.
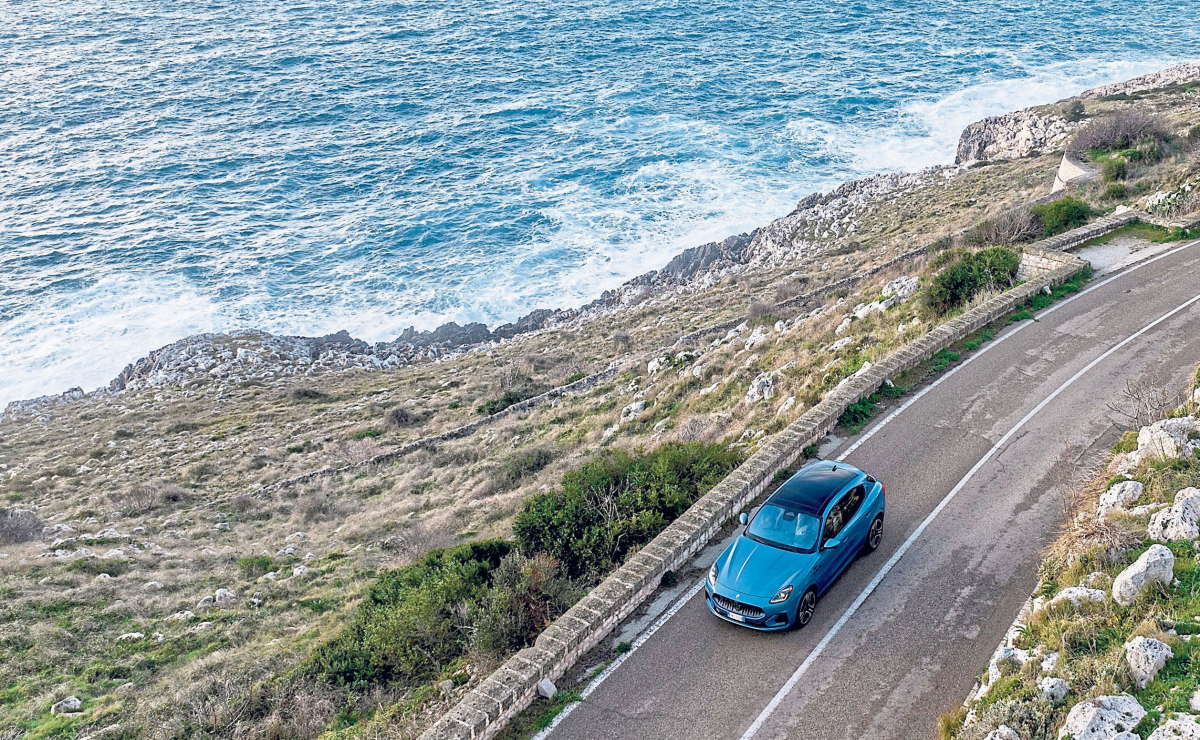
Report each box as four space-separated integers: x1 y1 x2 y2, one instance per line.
1112 545 1174 606
986 727 1022 740
955 109 1076 164
1147 715 1200 740
1137 418 1200 461
1038 677 1070 703
1079 62 1200 100
1148 488 1200 542
1125 636 1173 689
1098 481 1145 516
1057 695 1146 739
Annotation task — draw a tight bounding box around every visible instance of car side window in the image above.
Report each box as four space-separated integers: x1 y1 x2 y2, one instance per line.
842 485 866 523
824 485 866 543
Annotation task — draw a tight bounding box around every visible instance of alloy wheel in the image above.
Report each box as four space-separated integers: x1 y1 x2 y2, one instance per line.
868 517 883 551
797 589 817 627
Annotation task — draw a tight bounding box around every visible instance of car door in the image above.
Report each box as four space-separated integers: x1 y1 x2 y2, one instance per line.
838 484 868 554
814 494 848 593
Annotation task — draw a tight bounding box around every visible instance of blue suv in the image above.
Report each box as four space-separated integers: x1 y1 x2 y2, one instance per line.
705 460 885 630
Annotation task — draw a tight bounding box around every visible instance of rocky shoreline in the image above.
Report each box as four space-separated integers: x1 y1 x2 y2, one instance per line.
9 62 1198 417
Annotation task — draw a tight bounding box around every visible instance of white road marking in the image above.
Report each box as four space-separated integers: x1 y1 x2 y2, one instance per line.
532 578 708 740
738 288 1200 740
537 238 1200 739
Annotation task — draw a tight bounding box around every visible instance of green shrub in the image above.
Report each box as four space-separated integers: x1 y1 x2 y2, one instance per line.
925 247 1020 314
0 508 42 545
238 555 274 579
304 540 511 686
67 558 131 577
839 398 875 432
1061 100 1085 123
1105 182 1128 200
1102 158 1127 182
1113 431 1139 455
499 448 555 489
513 442 743 578
352 429 380 440
472 552 580 657
1032 196 1093 236
477 387 538 416
565 372 587 384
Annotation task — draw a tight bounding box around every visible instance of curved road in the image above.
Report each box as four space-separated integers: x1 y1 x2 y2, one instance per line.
546 238 1200 740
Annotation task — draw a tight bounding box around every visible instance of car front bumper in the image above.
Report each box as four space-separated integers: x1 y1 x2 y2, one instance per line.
704 582 794 631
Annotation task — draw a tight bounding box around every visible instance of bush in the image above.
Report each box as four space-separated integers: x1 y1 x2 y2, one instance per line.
288 387 329 402
1102 157 1127 182
498 448 555 489
513 442 743 579
1105 182 1128 200
0 508 41 545
839 398 875 432
238 556 275 579
108 482 161 514
1069 110 1170 154
67 557 131 577
477 387 537 416
472 551 580 657
384 407 413 428
963 207 1041 247
1060 100 1085 123
925 247 1021 314
1031 196 1093 237
304 540 511 686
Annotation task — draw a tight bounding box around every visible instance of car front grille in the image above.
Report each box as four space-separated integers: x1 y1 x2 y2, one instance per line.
712 593 765 619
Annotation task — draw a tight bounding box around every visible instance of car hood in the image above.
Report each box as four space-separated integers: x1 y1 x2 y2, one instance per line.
716 535 816 598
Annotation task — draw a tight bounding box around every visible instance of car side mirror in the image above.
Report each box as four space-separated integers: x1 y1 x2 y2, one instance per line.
738 512 749 526
822 538 841 551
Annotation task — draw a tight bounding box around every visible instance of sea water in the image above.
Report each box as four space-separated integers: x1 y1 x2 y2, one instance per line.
3 0 1200 405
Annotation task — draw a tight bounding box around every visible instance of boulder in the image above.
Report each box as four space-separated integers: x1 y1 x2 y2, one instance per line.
143 581 164 591
438 679 456 697
165 610 194 621
1125 636 1173 689
214 588 237 607
1147 714 1200 739
1038 676 1070 702
1098 481 1144 516
1046 586 1106 610
744 372 778 405
51 696 82 714
117 632 143 641
1148 489 1200 542
1138 418 1200 461
744 326 770 351
1112 545 1175 606
882 276 920 300
292 565 310 577
536 678 557 700
620 401 646 422
1057 695 1146 739
196 595 215 610
1192 688 1200 712
987 645 1030 686
985 726 1021 740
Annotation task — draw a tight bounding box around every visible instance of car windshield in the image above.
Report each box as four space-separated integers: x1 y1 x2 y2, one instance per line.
746 504 821 553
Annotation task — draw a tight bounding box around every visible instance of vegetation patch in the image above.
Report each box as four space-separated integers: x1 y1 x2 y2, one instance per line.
925 247 1020 314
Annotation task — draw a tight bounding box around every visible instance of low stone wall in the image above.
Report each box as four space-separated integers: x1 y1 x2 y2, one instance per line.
419 252 1092 740
1018 246 1082 281
1025 210 1140 252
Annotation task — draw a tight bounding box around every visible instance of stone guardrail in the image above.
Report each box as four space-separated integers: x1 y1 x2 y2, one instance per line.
419 245 1092 740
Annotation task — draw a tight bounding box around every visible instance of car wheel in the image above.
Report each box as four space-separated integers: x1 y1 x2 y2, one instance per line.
866 514 884 552
796 588 817 628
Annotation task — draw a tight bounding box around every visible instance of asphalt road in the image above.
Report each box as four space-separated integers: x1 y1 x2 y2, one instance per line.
546 239 1200 740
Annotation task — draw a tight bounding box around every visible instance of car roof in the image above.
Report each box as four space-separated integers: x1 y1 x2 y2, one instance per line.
768 460 863 517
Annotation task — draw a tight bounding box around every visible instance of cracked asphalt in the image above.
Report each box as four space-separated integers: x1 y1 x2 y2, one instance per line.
546 239 1200 740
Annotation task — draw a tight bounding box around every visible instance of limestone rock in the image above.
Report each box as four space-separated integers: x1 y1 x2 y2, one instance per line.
1046 586 1106 610
1057 695 1146 739
196 595 215 610
620 401 646 422
745 372 778 405
292 565 310 577
1038 676 1069 702
744 325 770 351
1099 481 1144 516
536 678 557 700
1148 489 1200 542
214 588 237 607
143 581 164 591
1147 715 1200 739
1138 418 1200 461
52 696 82 714
1192 688 1200 712
882 276 920 300
1112 545 1174 606
117 632 143 641
956 109 1074 164
1126 636 1173 689
985 726 1021 740
438 679 455 697
166 610 194 621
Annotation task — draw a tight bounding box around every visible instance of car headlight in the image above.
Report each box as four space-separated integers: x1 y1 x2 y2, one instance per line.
770 585 793 604
708 562 718 587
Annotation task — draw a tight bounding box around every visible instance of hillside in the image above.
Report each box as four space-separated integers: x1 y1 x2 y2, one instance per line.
2 64 1199 740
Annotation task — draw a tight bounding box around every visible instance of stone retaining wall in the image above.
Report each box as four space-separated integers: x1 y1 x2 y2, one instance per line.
1018 246 1082 281
1025 210 1140 251
419 249 1092 740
